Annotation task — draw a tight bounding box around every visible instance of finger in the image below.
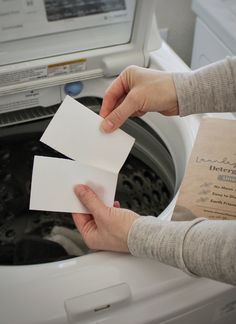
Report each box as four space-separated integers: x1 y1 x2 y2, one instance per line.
100 91 137 132
100 77 127 118
100 94 126 119
72 213 92 233
74 185 107 216
113 200 120 208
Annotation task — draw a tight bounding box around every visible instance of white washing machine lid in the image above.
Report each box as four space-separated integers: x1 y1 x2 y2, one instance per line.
0 0 162 98
192 0 236 54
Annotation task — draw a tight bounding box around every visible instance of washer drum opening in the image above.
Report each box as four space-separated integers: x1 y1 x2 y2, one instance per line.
0 97 176 265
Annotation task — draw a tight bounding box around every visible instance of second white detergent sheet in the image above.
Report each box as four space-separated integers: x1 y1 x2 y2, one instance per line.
30 95 135 213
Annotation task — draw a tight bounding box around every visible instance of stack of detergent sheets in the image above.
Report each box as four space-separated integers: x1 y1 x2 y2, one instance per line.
30 95 135 213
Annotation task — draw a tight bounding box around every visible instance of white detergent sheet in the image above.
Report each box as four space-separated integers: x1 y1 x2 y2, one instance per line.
30 156 118 213
40 95 135 173
30 95 135 213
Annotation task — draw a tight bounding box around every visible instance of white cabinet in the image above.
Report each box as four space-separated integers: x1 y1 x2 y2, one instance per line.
191 0 236 69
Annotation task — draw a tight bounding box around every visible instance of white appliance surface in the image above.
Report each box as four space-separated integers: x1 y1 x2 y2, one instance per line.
0 1 236 323
0 0 136 64
191 0 235 68
192 0 236 54
191 17 233 69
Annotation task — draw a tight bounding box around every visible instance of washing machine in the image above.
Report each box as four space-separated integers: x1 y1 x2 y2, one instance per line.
0 1 236 324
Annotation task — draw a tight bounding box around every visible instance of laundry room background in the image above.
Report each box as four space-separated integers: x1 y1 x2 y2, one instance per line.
156 0 195 65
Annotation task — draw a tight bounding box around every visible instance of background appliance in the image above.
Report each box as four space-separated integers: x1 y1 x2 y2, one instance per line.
191 0 236 68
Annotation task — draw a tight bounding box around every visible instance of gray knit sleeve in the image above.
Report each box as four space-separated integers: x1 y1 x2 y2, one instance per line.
127 216 236 285
173 57 236 116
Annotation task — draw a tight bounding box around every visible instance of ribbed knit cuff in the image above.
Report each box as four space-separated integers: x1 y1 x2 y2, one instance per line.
173 57 236 116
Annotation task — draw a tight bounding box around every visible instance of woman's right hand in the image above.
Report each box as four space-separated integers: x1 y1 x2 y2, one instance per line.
100 65 179 133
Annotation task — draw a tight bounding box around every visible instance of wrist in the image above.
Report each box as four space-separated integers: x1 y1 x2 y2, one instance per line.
116 211 139 253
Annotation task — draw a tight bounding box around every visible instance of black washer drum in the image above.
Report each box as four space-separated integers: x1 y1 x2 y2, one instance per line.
0 98 176 265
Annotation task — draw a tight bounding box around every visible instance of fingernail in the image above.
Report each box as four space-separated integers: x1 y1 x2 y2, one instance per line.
113 200 120 208
74 184 87 196
101 119 114 132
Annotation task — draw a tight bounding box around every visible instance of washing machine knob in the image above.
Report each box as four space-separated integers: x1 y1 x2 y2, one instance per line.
64 82 83 96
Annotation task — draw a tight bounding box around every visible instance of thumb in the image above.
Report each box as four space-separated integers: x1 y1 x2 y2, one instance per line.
100 92 137 133
74 185 107 216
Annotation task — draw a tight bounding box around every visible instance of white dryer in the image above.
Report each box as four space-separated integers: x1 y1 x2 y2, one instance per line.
0 1 235 324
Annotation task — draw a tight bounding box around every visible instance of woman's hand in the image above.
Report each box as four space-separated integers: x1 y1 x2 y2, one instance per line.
100 65 178 132
72 185 139 252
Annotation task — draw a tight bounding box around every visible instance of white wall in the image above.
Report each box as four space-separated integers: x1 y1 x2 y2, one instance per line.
156 0 196 66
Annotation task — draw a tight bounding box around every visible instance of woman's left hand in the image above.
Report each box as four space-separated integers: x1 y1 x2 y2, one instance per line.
72 185 139 252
